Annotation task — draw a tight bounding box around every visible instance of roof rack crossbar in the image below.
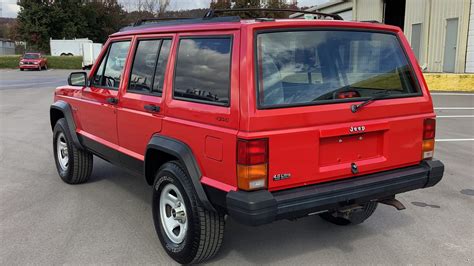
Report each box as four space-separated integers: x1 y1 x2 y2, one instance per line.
203 8 343 21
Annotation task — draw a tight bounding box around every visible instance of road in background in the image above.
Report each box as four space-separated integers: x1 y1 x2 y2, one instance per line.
0 70 472 264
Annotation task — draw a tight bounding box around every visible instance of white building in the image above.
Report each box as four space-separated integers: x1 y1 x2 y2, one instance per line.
293 0 474 73
0 38 15 55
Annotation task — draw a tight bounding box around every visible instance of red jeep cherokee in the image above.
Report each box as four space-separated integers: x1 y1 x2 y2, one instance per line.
19 52 48 71
50 9 444 264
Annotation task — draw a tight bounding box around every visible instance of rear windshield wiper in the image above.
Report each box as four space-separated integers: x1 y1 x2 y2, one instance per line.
351 90 392 113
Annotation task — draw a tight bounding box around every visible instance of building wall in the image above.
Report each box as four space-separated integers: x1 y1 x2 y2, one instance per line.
466 0 474 73
313 0 383 22
298 0 473 73
0 40 15 55
429 0 470 73
405 0 471 73
353 0 383 22
316 1 353 14
404 0 429 66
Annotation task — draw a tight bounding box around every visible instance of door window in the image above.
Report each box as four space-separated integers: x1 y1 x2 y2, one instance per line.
128 39 172 95
92 41 131 89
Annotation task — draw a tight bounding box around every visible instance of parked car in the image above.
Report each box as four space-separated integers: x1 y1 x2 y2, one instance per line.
50 9 444 264
19 52 47 71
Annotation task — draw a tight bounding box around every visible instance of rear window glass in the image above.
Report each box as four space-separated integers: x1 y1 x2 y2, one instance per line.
174 37 232 106
256 30 420 108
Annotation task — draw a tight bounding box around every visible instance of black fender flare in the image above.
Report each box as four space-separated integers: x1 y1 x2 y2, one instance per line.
145 135 215 211
50 100 83 149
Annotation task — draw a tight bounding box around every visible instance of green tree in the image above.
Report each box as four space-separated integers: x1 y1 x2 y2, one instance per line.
16 0 127 53
16 0 53 52
81 0 126 44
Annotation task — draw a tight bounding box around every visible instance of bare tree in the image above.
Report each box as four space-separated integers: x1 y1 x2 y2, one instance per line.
138 0 170 16
158 0 170 15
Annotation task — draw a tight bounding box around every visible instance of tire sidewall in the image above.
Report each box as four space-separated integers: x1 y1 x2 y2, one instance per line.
53 120 73 182
152 165 198 264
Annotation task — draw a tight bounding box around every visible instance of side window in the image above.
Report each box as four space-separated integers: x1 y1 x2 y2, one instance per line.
152 40 171 94
129 40 160 93
92 41 131 89
173 37 232 106
128 39 172 95
92 51 106 85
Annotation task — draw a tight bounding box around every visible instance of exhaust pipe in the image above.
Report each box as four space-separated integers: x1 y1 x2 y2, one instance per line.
379 198 406 210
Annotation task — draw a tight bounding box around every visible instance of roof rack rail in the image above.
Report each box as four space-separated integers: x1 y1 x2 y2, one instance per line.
203 8 343 21
119 16 241 32
133 17 194 27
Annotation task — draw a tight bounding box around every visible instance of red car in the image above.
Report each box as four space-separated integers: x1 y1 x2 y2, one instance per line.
19 52 48 71
50 9 444 264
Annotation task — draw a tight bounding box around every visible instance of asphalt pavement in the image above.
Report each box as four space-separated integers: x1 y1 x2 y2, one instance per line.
0 69 473 264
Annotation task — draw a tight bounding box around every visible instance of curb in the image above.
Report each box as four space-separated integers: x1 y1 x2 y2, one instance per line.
424 73 474 92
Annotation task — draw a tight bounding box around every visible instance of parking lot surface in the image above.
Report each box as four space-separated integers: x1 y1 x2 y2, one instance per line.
0 69 473 264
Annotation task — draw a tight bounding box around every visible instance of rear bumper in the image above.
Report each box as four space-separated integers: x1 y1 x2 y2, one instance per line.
226 160 444 226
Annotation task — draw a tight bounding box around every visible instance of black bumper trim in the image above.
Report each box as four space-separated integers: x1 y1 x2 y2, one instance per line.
226 160 444 226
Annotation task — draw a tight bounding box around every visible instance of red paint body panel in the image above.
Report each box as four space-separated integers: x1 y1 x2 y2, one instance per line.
53 19 436 194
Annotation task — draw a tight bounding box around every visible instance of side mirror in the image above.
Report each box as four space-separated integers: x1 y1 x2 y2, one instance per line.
68 72 88 87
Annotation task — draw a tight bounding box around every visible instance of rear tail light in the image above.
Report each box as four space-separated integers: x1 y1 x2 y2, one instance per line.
237 139 268 190
422 118 436 159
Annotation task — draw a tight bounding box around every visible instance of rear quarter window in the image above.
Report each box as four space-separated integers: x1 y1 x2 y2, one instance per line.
256 30 420 108
173 37 232 106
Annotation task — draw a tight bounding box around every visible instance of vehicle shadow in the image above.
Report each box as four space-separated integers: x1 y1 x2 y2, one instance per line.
87 157 414 264
213 209 414 264
87 157 152 204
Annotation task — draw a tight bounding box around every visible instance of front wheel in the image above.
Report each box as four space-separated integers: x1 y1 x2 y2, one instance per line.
53 118 93 184
319 202 378 226
152 161 225 264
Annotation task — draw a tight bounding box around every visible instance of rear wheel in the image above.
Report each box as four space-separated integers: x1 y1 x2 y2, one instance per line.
152 161 225 264
319 202 378 226
20 68 24 71
53 118 93 184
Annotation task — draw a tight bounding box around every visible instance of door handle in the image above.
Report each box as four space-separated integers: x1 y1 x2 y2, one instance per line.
144 104 160 113
106 97 118 105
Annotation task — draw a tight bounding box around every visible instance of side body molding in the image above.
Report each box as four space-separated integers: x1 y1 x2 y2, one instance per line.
50 100 83 149
146 135 215 211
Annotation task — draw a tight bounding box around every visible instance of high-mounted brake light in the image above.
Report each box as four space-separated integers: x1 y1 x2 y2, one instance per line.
337 91 360 99
422 118 436 159
237 139 268 190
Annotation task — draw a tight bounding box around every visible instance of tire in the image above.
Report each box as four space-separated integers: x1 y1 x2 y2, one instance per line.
53 118 93 184
152 161 225 264
319 202 378 226
20 68 24 71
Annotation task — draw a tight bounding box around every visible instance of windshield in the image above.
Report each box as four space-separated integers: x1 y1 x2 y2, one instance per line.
23 54 40 59
256 30 420 108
